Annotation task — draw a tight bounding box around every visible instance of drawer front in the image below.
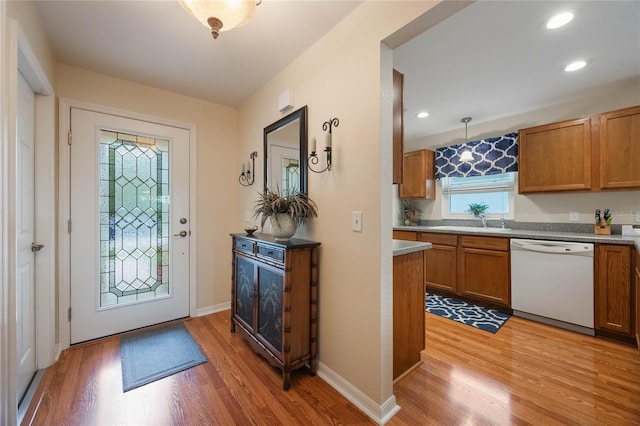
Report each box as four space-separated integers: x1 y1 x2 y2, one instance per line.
257 244 285 263
234 238 256 254
461 236 509 251
393 230 418 241
419 232 458 246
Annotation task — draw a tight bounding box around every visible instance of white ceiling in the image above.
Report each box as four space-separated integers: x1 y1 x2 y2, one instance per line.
35 0 363 107
35 1 639 141
394 1 640 143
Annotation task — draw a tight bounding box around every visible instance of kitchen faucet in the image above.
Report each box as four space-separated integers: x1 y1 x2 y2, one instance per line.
480 214 488 228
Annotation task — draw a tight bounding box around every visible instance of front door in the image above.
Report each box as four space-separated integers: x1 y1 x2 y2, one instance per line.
70 108 190 344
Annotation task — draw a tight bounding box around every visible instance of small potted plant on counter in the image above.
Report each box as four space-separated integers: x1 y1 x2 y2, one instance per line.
402 200 421 226
467 202 489 226
254 187 318 241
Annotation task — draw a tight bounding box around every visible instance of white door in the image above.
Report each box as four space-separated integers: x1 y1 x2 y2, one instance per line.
70 108 190 344
16 73 37 400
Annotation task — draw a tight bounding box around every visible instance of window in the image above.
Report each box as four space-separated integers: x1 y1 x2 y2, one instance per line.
441 172 516 219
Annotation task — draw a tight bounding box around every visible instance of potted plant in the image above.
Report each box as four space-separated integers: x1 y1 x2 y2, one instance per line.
254 187 318 241
467 202 489 218
402 200 421 226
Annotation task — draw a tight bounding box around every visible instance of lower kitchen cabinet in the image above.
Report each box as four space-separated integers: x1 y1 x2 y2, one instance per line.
459 236 510 306
595 244 633 337
393 250 425 380
230 234 321 390
634 247 640 348
420 232 458 293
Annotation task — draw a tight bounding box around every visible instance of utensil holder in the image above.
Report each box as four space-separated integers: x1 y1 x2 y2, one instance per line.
594 224 611 235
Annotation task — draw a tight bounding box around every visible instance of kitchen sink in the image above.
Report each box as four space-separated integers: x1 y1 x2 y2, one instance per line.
428 226 511 233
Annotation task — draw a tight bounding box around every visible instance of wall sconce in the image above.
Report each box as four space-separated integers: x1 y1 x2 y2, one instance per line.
308 117 339 173
239 151 258 186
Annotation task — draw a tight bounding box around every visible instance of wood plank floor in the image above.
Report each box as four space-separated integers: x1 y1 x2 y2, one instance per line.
23 311 640 425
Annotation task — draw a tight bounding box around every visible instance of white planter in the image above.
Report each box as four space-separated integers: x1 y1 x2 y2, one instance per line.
270 213 297 241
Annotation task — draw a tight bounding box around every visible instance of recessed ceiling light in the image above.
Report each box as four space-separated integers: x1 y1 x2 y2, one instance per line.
546 12 574 29
565 60 586 72
417 112 429 118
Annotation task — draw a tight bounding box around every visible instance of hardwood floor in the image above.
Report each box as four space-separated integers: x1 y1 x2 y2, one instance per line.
23 311 640 425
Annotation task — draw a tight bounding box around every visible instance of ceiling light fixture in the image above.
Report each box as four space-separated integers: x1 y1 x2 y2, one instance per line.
565 60 587 72
459 117 474 162
546 11 574 29
417 112 430 118
179 0 261 39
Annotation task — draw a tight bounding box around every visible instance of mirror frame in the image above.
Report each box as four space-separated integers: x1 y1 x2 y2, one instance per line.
263 105 308 194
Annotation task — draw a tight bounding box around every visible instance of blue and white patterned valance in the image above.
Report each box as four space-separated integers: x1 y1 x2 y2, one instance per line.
435 132 518 179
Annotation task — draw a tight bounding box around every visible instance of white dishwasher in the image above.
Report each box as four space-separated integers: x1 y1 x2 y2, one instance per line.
510 239 594 335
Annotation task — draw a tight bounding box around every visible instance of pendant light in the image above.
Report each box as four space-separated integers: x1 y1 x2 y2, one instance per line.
459 117 474 162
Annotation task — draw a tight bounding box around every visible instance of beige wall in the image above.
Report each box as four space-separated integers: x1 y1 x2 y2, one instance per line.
57 64 239 310
402 83 640 225
237 1 444 407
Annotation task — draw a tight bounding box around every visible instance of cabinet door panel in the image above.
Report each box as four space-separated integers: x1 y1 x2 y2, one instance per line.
399 149 435 199
257 265 283 353
519 118 591 193
596 245 631 335
599 106 640 189
425 244 457 293
235 255 255 329
460 248 510 306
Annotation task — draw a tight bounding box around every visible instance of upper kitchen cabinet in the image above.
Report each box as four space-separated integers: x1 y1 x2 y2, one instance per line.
393 69 404 185
399 149 435 199
518 117 592 193
595 105 640 190
519 105 640 194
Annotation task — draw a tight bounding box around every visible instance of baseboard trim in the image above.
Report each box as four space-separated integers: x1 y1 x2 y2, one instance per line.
317 362 401 425
195 303 230 317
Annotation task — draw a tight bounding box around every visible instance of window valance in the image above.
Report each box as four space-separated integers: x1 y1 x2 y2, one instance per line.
435 132 518 179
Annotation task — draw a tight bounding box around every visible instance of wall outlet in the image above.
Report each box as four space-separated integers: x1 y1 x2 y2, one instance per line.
352 211 363 232
244 210 251 223
569 211 580 222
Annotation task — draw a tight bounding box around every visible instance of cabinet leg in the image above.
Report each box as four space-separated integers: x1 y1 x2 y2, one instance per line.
230 319 235 333
283 370 291 391
309 357 317 376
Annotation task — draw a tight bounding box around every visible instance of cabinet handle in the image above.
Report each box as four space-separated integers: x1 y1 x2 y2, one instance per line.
267 250 274 255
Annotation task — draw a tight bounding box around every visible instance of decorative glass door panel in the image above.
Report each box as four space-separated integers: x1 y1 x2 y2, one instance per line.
99 131 170 308
257 266 283 351
234 255 255 328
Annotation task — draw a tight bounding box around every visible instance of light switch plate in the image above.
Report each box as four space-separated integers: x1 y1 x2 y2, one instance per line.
569 211 579 222
352 211 363 232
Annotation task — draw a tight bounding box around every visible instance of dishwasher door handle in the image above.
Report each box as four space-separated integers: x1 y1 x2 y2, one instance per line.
511 239 593 254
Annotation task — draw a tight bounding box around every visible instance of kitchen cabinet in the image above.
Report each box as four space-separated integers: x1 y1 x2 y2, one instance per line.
594 105 640 190
459 236 510 306
634 247 640 349
518 105 640 194
518 117 592 193
399 149 435 199
419 233 458 294
393 69 404 184
230 234 320 390
393 250 425 380
595 244 633 337
393 230 417 241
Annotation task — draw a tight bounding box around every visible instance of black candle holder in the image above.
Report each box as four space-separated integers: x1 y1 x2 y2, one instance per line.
308 117 339 173
239 151 258 186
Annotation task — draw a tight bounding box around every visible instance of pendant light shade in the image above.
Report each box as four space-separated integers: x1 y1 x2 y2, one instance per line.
179 0 259 39
460 117 474 162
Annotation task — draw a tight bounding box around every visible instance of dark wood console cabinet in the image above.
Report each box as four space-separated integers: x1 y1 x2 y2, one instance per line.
230 233 320 390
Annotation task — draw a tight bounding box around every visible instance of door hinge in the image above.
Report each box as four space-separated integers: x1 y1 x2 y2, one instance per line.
68 218 72 233
67 131 72 145
68 307 72 322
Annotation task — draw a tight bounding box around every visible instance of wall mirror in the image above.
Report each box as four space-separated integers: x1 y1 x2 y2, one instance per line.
263 105 308 194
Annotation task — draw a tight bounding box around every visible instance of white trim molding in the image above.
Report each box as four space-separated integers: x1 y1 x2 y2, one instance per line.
196 303 231 317
317 362 401 425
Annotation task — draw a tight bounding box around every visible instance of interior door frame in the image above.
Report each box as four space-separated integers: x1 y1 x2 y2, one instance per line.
58 98 198 350
0 18 56 425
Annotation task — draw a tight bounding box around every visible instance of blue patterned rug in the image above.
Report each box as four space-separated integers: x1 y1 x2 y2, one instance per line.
426 293 510 334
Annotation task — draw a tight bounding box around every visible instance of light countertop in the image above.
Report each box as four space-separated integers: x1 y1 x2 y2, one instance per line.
392 240 432 257
394 225 640 252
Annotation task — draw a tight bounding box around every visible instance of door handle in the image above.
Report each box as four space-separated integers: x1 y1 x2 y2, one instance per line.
174 231 188 237
31 242 44 252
